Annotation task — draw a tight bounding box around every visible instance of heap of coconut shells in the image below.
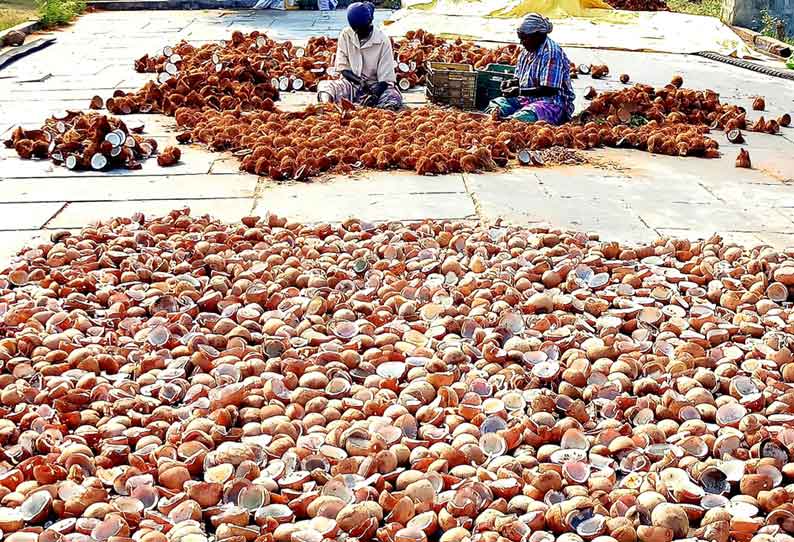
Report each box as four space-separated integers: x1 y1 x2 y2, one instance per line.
2 209 794 542
131 30 522 94
2 112 160 171
115 34 280 118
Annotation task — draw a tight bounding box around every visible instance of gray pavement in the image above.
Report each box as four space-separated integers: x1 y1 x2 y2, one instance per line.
1 9 794 264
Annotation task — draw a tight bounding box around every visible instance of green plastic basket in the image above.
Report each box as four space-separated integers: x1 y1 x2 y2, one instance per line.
476 63 516 110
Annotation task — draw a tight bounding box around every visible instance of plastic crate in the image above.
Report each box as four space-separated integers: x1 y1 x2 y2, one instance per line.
476 63 516 110
425 62 477 110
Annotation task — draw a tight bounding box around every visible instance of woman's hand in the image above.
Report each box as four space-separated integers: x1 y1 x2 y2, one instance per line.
341 69 362 86
501 78 519 98
520 86 559 98
500 78 519 91
360 93 378 107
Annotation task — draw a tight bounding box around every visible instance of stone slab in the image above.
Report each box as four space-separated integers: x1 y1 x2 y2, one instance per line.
0 231 43 265
464 170 548 220
631 199 794 233
704 181 794 209
0 174 258 203
464 170 656 243
0 38 57 71
754 232 794 249
47 198 254 228
656 228 766 247
259 171 467 195
253 191 475 222
0 203 65 230
531 161 718 205
535 196 656 243
0 144 214 178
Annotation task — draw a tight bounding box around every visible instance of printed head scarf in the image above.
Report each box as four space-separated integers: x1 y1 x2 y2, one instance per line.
517 13 553 35
347 2 375 28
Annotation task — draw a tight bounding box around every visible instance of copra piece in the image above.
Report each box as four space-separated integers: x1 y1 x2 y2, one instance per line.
2 209 794 542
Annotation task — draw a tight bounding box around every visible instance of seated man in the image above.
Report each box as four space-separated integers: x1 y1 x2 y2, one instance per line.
486 13 575 125
317 2 403 110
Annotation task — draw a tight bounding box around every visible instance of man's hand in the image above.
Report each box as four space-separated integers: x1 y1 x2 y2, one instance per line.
341 69 362 86
360 93 378 107
371 81 388 98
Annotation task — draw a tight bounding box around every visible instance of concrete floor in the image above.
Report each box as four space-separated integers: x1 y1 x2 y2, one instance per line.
1 9 794 263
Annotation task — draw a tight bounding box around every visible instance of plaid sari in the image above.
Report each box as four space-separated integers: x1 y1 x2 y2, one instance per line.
513 36 576 122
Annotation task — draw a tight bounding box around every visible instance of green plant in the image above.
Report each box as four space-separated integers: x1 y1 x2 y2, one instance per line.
667 0 721 17
36 0 84 27
1 0 36 31
0 8 30 30
628 113 649 127
760 9 794 46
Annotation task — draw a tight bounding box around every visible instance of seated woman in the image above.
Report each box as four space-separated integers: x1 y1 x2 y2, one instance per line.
486 14 575 125
317 2 403 110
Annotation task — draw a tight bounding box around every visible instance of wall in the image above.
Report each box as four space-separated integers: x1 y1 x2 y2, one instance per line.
722 0 794 33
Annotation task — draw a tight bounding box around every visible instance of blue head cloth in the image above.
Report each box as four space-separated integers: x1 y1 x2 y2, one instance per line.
347 1 375 28
517 13 553 35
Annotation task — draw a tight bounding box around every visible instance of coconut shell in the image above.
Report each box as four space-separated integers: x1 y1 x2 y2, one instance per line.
591 65 609 79
89 95 104 110
156 146 181 166
14 139 35 159
765 119 780 134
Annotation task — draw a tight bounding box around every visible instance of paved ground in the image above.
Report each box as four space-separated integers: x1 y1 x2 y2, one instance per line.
1 9 794 264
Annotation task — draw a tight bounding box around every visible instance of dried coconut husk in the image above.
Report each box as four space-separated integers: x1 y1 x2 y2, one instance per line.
177 96 725 182
591 64 609 79
157 145 181 167
735 148 751 168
